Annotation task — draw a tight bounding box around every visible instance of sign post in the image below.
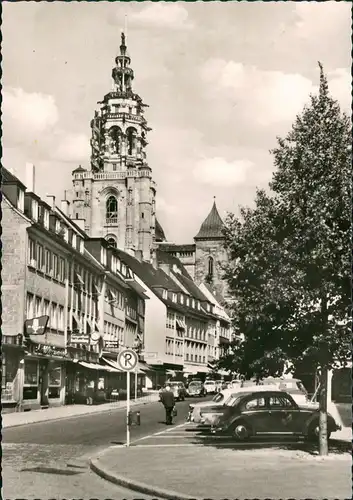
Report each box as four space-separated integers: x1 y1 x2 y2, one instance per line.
117 348 138 447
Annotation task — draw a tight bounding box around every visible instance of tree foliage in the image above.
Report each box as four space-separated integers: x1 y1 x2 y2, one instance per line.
219 63 351 379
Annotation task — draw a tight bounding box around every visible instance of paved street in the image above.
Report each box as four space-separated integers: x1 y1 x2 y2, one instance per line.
2 397 200 500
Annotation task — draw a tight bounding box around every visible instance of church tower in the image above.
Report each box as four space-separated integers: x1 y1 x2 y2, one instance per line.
71 33 156 261
194 200 228 299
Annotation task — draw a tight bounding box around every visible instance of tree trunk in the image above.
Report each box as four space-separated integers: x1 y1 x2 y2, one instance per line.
319 367 329 456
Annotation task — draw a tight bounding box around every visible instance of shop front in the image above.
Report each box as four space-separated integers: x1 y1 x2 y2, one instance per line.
2 336 24 413
22 353 67 411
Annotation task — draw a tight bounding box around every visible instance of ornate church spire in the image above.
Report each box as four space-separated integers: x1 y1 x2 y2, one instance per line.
112 32 134 93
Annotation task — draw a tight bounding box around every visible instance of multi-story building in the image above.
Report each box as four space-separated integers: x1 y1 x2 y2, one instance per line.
2 165 148 413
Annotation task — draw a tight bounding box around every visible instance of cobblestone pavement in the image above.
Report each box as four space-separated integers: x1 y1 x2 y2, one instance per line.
3 443 160 500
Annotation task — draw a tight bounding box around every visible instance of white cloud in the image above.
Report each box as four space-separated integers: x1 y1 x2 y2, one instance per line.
193 157 254 187
53 133 91 162
131 4 192 30
200 59 351 126
3 87 59 143
295 2 351 39
327 68 351 112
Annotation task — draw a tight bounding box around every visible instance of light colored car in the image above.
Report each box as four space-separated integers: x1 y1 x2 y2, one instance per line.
188 384 280 424
159 382 187 401
263 378 313 407
203 380 217 394
199 385 282 426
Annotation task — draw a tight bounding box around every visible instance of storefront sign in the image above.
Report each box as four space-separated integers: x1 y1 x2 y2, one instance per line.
25 316 49 335
70 332 90 344
29 343 68 358
104 340 119 349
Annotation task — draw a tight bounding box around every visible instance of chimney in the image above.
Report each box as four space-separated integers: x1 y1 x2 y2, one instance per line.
74 218 86 232
159 263 170 276
26 163 36 192
46 195 56 209
135 250 143 262
61 199 70 216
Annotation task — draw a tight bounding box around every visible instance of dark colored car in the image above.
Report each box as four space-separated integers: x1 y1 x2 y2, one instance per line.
159 382 187 401
187 380 206 397
209 390 341 441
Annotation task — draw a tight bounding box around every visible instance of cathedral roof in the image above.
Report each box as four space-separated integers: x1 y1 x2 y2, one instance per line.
72 165 86 174
194 201 225 240
155 218 167 242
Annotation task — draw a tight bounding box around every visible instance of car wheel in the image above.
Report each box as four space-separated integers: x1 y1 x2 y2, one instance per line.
307 422 331 441
231 421 251 441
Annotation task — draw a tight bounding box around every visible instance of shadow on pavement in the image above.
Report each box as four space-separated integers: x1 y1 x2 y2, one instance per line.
21 466 84 475
185 431 351 456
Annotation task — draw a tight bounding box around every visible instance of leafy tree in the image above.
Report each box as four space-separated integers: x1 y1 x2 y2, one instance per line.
219 63 351 455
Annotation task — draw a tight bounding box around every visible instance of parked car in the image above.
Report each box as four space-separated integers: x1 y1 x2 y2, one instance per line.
203 380 217 394
187 380 206 397
199 385 282 426
188 388 238 423
263 378 313 406
210 390 341 441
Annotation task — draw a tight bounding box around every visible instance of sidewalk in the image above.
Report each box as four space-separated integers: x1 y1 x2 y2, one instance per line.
91 441 351 500
2 393 159 429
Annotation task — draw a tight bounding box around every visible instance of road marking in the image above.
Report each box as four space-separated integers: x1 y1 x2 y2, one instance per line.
130 422 191 444
144 435 191 439
133 444 197 447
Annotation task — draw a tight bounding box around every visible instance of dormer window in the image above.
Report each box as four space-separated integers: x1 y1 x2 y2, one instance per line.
18 189 24 211
162 289 168 300
79 240 84 254
192 299 195 308
186 297 190 307
72 234 77 249
121 263 126 276
180 294 184 304
44 209 49 229
111 256 117 273
172 293 177 303
32 199 39 221
55 219 61 233
207 303 211 312
197 301 201 310
63 227 69 242
101 247 107 266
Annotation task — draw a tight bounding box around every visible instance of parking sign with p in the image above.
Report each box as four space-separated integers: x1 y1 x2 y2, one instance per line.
117 349 138 372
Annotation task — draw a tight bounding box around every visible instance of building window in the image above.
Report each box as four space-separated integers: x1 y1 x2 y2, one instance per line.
44 210 49 229
37 243 44 270
112 163 117 171
58 306 64 331
208 257 214 278
59 258 65 282
45 249 52 274
28 239 36 267
18 188 24 211
23 359 39 400
35 296 42 317
26 293 34 319
106 195 118 221
48 361 62 398
53 254 59 279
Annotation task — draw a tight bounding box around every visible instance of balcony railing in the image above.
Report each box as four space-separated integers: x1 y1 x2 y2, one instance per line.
105 218 118 225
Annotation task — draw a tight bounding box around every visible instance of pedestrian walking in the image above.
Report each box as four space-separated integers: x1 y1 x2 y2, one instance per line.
160 385 176 425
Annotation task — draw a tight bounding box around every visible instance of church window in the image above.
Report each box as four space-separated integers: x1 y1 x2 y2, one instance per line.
126 127 137 155
141 212 144 219
106 195 118 220
106 237 117 249
208 257 214 278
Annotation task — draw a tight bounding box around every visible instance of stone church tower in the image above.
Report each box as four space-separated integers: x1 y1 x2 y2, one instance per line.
71 33 156 261
194 200 228 299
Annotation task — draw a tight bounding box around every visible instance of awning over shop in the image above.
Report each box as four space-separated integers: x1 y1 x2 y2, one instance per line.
176 319 186 330
101 357 124 372
78 361 116 372
184 365 210 375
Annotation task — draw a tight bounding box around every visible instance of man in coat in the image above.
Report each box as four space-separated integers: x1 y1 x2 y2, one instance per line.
160 385 176 425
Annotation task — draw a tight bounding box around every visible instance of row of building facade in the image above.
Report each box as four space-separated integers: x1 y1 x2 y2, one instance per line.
2 165 233 413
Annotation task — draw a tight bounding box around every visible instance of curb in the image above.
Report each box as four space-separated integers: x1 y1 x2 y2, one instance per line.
90 451 202 500
3 397 159 429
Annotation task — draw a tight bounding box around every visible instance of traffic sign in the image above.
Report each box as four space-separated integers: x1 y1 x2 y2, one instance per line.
117 349 138 372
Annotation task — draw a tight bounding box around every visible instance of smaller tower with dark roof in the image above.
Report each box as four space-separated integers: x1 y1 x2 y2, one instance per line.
194 198 228 299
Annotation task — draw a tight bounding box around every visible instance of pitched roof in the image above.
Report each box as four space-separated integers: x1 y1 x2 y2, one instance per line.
2 167 27 189
156 249 193 280
158 243 195 253
155 218 167 242
194 201 225 240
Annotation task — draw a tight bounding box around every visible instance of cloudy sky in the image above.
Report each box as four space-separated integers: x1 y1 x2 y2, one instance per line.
2 1 351 243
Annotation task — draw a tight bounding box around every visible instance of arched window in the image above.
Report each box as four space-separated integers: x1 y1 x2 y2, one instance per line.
106 195 118 220
208 257 214 278
107 127 122 154
126 127 137 156
106 237 117 248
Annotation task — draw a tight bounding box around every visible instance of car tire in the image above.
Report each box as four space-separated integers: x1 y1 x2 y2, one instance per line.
307 422 331 441
230 421 251 441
